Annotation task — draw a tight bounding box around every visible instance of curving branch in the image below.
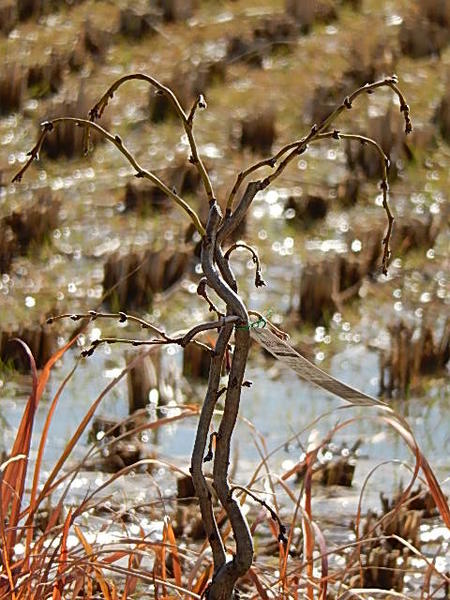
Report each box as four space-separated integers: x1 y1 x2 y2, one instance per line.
190 325 232 572
47 310 166 338
11 117 205 236
223 76 411 267
197 278 225 318
77 316 240 357
201 202 254 598
88 73 215 204
224 242 266 288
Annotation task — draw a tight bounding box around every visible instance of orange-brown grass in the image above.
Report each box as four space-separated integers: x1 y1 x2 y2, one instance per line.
0 338 206 599
1 339 449 599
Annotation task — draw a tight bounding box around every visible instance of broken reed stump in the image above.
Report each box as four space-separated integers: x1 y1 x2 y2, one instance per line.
299 230 382 325
149 60 226 123
42 87 110 159
0 190 60 272
88 411 153 473
307 82 347 125
0 64 25 115
226 14 298 67
285 0 361 33
157 0 196 22
347 482 440 591
285 0 337 32
240 109 276 155
379 319 449 399
252 15 299 52
348 531 409 592
434 82 450 143
123 162 201 213
126 349 160 413
336 174 360 207
345 107 403 180
346 106 436 179
119 5 161 39
399 0 450 59
0 18 120 115
102 247 189 310
3 191 60 252
300 210 443 326
296 439 361 487
0 0 89 34
174 473 223 541
344 33 397 88
381 484 442 519
1 51 77 116
285 193 328 225
391 214 440 255
27 53 64 99
0 1 17 35
0 322 58 370
0 226 17 274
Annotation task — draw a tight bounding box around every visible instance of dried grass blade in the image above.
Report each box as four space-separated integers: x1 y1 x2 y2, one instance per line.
29 339 79 520
303 454 315 600
192 564 213 596
52 508 72 599
248 567 269 600
312 521 328 600
166 517 182 588
2 340 37 551
74 525 111 600
35 351 145 506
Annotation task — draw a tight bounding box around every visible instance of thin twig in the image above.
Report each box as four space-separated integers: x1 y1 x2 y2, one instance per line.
231 485 287 544
197 278 225 318
225 75 411 216
47 311 165 338
88 73 215 203
224 243 266 288
12 117 205 236
78 316 240 357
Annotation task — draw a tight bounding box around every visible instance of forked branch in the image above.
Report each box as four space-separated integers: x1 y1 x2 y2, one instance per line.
88 73 215 203
12 117 205 236
223 75 411 274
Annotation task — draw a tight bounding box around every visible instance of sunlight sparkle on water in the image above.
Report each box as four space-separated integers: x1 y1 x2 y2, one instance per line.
25 296 35 308
420 292 431 303
351 239 361 252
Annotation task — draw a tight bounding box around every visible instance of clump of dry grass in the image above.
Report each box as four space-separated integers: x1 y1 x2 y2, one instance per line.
1 333 449 598
380 319 449 398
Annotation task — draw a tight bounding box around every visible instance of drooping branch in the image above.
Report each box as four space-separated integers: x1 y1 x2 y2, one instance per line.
226 75 410 212
76 316 240 357
224 242 266 288
88 73 215 204
47 310 166 338
231 485 287 544
223 76 412 274
11 117 205 236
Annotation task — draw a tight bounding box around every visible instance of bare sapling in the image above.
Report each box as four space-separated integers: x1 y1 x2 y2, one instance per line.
13 73 413 599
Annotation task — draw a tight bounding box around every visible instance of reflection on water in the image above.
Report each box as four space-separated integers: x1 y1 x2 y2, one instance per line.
1 342 447 497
